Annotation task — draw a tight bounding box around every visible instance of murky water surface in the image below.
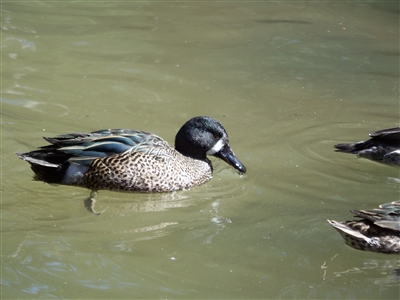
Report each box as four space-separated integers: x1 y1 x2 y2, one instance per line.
2 1 399 299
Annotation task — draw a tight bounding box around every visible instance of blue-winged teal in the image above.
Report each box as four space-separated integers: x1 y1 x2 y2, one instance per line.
328 201 400 254
17 116 246 213
334 127 400 166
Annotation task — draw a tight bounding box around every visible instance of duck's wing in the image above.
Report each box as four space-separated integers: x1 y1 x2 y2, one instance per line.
350 201 400 232
369 127 400 140
335 127 400 153
41 129 169 158
18 129 171 170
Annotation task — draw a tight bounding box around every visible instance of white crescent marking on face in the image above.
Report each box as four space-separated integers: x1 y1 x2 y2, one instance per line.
206 139 225 155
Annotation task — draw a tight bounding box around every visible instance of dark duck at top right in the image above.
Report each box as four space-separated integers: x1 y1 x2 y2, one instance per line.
334 127 400 166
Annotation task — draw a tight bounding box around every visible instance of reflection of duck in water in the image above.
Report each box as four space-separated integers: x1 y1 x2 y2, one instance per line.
334 127 400 166
328 201 400 254
17 116 246 213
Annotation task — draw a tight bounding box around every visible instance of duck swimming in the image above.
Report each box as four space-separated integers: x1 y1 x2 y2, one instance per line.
334 127 400 166
17 116 246 213
328 201 400 254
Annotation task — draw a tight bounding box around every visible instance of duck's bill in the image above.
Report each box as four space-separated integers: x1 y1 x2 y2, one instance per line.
215 145 247 173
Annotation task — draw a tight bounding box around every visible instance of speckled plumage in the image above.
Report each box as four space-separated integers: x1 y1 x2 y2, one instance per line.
82 143 212 192
328 201 400 254
334 127 400 166
17 117 246 213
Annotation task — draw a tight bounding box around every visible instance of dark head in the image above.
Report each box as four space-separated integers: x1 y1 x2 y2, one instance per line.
175 116 246 173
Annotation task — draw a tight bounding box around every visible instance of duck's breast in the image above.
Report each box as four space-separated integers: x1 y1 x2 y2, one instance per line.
81 149 212 192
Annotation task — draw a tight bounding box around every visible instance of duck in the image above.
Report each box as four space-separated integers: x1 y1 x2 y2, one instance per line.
334 127 400 166
17 116 246 214
328 201 400 254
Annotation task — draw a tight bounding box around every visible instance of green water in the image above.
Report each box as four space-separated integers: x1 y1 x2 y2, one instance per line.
2 1 399 299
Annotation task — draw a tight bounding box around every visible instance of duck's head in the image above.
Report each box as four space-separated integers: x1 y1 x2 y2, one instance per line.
175 116 247 173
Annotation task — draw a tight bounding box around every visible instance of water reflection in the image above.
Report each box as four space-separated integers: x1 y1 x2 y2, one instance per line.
99 191 201 214
322 254 400 287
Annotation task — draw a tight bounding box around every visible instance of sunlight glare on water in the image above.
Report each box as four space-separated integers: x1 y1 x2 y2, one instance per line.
2 1 399 299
